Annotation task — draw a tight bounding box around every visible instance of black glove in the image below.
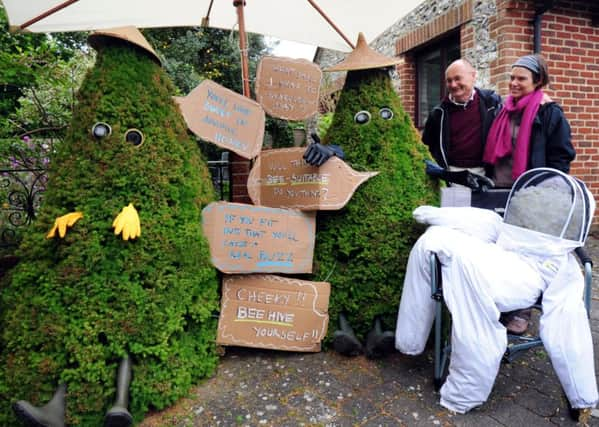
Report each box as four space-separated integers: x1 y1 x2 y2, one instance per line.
303 133 345 166
465 172 495 192
425 160 494 192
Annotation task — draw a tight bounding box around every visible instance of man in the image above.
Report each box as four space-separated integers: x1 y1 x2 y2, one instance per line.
422 59 501 177
422 60 531 335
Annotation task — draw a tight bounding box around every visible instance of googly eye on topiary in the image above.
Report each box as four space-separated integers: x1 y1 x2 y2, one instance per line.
354 110 371 125
91 122 112 139
379 107 394 120
125 129 144 147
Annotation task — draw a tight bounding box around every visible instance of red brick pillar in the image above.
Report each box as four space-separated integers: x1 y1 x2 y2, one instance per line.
396 55 416 122
230 152 252 203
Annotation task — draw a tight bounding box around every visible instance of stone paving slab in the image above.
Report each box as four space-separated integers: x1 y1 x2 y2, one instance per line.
140 236 599 427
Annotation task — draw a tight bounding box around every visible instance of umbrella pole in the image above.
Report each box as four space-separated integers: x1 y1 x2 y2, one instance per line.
307 0 355 49
234 0 251 98
18 0 80 31
231 1 253 204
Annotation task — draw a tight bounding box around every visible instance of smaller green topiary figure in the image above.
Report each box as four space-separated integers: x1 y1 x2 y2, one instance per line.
0 27 219 426
305 34 439 358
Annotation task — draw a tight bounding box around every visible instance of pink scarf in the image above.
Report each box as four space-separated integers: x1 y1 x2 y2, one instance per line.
483 89 543 180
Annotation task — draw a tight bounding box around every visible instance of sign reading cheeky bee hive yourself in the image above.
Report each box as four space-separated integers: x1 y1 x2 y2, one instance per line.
247 147 378 210
201 202 316 273
217 274 330 352
175 79 265 159
255 56 321 121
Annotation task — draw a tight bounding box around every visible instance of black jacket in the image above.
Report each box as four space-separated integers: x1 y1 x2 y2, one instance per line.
524 102 575 173
422 87 502 168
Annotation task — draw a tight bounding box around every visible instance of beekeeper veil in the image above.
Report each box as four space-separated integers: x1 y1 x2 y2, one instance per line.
503 168 594 245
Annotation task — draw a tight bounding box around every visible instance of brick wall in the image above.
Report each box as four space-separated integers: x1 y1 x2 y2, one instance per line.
490 0 599 201
397 55 416 119
230 153 252 203
541 1 599 197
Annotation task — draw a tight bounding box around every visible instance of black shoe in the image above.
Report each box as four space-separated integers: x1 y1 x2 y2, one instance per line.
104 409 133 427
364 317 395 359
104 356 133 427
331 313 363 356
13 384 66 427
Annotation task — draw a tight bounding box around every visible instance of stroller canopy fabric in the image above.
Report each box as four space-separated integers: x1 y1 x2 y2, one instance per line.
503 168 594 244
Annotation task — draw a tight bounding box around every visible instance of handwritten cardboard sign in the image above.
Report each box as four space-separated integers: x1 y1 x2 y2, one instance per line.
217 274 330 352
202 202 316 273
247 147 379 210
175 79 265 159
255 56 322 121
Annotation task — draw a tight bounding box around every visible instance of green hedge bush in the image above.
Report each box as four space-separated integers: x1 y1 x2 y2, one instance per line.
312 68 439 340
0 41 219 425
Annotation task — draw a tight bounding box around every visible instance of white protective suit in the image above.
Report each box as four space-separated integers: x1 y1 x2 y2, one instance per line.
395 170 598 414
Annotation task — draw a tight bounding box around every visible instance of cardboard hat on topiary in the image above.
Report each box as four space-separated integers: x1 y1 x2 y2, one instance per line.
88 26 162 66
312 34 438 342
325 32 400 72
0 27 219 425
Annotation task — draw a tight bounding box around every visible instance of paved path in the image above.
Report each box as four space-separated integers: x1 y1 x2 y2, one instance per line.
141 236 599 427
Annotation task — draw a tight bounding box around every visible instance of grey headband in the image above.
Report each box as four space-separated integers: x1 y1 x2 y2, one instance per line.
512 55 540 75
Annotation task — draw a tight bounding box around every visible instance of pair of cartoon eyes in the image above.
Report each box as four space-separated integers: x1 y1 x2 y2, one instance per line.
91 122 144 147
354 107 394 125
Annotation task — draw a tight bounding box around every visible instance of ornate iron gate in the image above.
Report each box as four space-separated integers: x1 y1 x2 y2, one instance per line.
0 158 229 251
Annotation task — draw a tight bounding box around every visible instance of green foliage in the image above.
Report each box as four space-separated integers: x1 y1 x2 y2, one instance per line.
312 68 439 339
317 112 334 139
144 27 268 96
265 116 294 149
7 50 93 138
0 42 219 425
0 6 88 139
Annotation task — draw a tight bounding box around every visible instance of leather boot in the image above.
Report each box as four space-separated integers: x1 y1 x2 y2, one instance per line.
364 317 395 359
12 383 66 427
332 313 363 356
104 356 133 427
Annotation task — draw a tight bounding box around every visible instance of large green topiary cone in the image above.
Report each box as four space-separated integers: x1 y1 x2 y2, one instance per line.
0 39 219 425
313 68 439 340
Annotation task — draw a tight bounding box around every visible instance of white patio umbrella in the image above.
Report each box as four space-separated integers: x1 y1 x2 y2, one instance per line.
1 0 422 95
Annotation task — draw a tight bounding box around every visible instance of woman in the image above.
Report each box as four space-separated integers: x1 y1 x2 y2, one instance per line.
483 54 576 334
484 54 575 186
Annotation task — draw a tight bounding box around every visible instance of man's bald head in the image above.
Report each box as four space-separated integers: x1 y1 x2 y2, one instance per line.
445 59 477 103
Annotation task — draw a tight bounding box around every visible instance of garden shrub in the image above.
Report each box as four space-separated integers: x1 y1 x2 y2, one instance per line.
312 68 439 340
0 39 219 425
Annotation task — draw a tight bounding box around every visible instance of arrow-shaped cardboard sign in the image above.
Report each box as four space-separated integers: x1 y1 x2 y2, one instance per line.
247 147 378 210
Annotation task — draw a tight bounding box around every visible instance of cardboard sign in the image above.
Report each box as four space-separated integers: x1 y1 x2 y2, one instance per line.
202 202 316 273
175 80 265 159
255 56 322 121
217 274 330 352
247 147 378 210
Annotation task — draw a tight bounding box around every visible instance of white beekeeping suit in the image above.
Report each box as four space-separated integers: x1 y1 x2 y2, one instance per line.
395 168 598 414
